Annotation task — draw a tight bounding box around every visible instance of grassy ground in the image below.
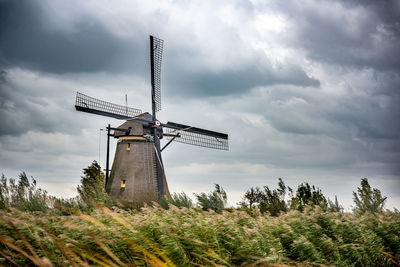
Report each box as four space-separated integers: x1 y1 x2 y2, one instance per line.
1 205 399 266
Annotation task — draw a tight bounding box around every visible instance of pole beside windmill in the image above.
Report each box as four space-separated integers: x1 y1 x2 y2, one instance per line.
105 124 110 189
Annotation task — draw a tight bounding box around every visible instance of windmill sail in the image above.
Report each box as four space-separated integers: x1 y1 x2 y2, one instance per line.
150 35 164 113
75 92 142 120
163 121 229 150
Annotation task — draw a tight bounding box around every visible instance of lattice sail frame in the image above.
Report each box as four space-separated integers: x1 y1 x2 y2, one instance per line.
75 92 142 120
151 36 164 112
164 124 229 151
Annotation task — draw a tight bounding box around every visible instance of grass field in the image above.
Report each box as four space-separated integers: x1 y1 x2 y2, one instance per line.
1 205 399 266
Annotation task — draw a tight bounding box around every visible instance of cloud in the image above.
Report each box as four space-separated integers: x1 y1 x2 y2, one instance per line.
166 62 320 97
274 0 400 70
0 69 82 136
0 0 147 74
0 68 155 137
0 0 320 98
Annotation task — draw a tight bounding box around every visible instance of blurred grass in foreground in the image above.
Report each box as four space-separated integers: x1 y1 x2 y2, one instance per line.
1 205 399 266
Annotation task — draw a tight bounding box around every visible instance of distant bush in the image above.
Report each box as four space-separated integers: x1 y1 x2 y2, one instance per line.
327 195 343 212
353 178 387 214
290 182 327 211
0 161 114 214
195 184 227 213
259 178 291 216
241 179 330 216
0 172 51 212
160 192 194 210
77 161 113 208
242 186 263 208
169 192 193 209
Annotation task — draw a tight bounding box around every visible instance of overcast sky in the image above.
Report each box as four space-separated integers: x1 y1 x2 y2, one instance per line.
1 0 399 210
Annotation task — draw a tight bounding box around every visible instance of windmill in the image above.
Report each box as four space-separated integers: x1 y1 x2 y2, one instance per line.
75 36 229 202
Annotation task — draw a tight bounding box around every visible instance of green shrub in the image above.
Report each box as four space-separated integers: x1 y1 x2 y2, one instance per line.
0 172 51 212
290 182 327 211
195 184 227 213
0 174 10 209
353 178 386 214
169 192 193 209
327 195 343 212
77 161 113 208
242 187 263 208
259 178 290 216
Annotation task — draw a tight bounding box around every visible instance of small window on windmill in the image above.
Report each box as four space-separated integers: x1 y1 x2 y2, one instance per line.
126 143 131 151
121 180 126 188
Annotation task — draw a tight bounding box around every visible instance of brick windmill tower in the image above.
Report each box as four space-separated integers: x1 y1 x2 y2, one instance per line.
75 36 229 202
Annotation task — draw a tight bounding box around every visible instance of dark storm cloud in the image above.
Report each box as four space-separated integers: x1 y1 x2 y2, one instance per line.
165 62 320 97
343 0 400 29
0 0 321 99
263 80 400 140
277 0 400 71
326 99 400 140
0 0 147 74
0 70 85 136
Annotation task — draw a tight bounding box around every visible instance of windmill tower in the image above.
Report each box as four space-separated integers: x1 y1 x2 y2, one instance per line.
75 36 229 202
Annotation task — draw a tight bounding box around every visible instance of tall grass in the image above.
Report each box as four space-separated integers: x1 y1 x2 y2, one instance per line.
1 205 399 266
1 172 398 266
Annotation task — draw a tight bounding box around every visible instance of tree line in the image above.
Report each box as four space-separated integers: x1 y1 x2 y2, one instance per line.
238 177 386 216
0 161 389 215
